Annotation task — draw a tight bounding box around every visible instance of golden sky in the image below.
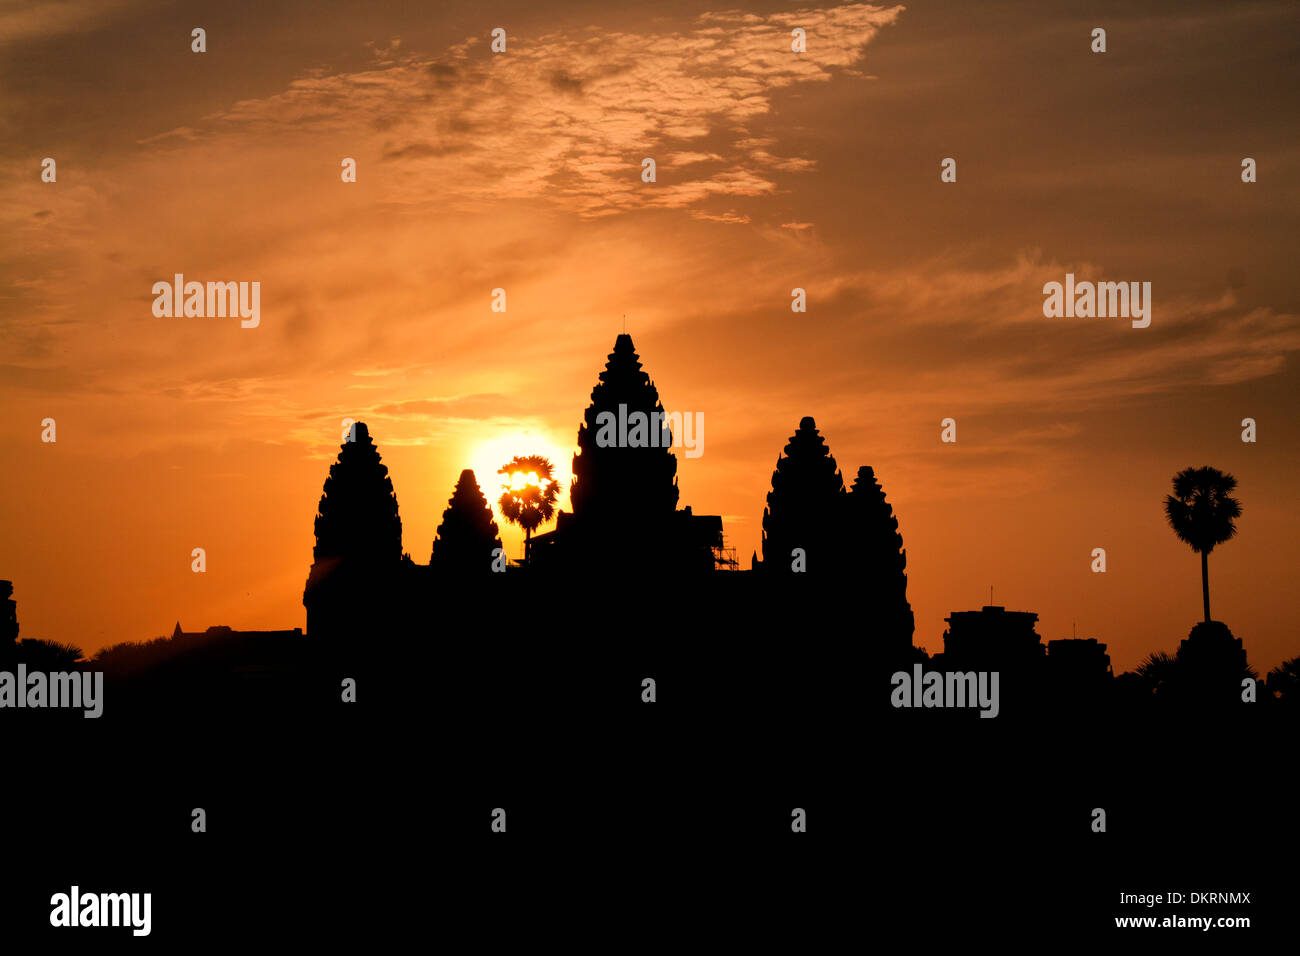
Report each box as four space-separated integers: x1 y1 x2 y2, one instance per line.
2 1 1298 672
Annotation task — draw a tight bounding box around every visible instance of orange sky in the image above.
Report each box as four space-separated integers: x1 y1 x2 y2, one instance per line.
2 1 1298 673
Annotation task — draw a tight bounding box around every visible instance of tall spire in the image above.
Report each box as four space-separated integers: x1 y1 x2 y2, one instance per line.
431 469 503 572
309 421 403 567
569 334 679 522
847 464 915 642
303 421 403 640
760 416 845 572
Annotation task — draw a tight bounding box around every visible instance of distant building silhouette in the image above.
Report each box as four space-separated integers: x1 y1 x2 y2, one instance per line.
935 605 1046 715
168 623 305 643
1046 637 1112 680
1046 637 1113 708
1172 620 1250 708
80 622 308 716
940 605 1045 668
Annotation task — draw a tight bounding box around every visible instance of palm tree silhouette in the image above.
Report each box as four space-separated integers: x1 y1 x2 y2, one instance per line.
497 455 561 566
1163 466 1241 623
1266 656 1300 705
1135 650 1176 697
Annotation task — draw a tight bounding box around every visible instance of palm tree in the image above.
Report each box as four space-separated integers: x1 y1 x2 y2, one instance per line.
1163 466 1241 623
498 455 560 566
1134 650 1177 697
1266 656 1300 705
15 638 84 669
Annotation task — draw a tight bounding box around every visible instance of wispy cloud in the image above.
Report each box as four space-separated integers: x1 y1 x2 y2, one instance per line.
148 4 903 217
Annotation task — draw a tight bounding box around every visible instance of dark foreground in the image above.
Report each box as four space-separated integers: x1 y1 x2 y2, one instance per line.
2 588 1290 944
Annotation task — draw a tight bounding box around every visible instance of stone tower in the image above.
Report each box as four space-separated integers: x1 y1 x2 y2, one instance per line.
303 422 403 639
565 334 681 570
760 416 846 574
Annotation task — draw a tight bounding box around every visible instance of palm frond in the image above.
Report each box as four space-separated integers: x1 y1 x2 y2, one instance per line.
1164 466 1241 553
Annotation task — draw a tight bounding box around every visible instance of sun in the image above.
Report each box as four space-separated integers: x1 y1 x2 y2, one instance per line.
507 470 541 491
468 430 573 518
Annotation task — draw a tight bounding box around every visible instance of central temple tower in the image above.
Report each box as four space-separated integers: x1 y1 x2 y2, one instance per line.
569 333 680 522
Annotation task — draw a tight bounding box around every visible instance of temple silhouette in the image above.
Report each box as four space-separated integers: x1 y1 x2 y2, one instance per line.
2 335 1291 719
2 345 1290 947
301 333 918 658
285 333 1285 718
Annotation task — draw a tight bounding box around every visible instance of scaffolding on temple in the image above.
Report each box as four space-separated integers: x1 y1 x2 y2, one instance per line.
713 533 739 571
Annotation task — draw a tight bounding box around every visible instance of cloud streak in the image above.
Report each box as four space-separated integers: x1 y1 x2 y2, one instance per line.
155 4 904 217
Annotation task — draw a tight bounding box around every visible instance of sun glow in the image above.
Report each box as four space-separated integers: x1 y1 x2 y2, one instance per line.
468 431 573 519
508 470 541 491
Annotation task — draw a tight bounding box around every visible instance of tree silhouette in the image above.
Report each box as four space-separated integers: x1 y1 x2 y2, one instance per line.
497 455 560 566
1135 650 1177 697
761 417 845 573
1266 656 1300 706
431 469 503 572
1163 466 1241 623
15 639 84 668
0 582 82 669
